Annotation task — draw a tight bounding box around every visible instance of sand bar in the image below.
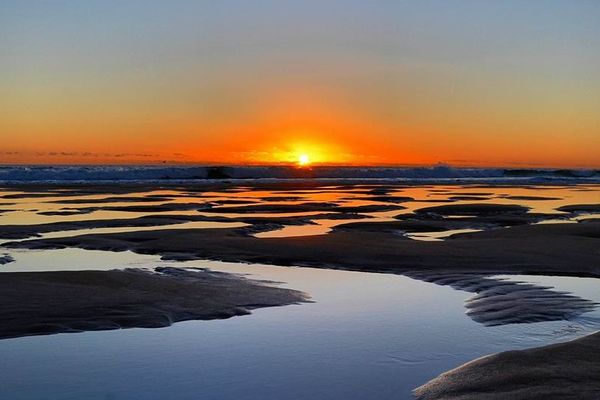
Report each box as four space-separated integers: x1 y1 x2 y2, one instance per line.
0 267 307 340
7 222 599 277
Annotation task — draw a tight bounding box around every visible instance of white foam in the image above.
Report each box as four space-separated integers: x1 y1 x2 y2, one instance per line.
0 165 598 184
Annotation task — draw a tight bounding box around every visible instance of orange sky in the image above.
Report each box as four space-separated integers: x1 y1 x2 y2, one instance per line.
1 1 599 167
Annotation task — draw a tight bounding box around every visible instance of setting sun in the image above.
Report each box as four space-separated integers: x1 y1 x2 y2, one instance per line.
298 154 311 166
266 135 352 166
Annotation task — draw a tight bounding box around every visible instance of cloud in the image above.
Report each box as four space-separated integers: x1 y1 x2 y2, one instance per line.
0 151 188 159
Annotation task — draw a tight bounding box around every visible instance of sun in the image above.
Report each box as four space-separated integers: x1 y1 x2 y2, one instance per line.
298 153 311 166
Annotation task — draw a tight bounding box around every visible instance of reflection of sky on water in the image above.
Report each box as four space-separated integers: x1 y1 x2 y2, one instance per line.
405 228 482 241
38 221 248 240
1 254 599 400
1 185 597 213
2 184 597 241
0 247 160 273
0 184 599 399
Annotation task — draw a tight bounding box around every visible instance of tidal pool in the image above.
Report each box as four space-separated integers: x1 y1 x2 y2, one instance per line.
1 249 599 400
1 183 599 399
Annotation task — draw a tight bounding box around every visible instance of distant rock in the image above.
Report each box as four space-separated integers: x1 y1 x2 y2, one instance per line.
0 253 14 265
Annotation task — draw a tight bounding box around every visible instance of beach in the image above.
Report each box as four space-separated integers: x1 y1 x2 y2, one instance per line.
1 179 599 398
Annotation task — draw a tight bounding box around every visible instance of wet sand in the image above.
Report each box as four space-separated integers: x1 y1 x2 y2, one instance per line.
404 271 597 326
7 221 599 277
413 203 529 215
415 331 600 400
0 267 307 340
557 204 600 213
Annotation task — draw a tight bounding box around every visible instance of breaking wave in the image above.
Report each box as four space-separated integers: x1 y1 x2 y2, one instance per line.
0 165 598 184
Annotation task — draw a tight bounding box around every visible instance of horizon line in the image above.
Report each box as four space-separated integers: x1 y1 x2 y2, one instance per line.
0 162 599 170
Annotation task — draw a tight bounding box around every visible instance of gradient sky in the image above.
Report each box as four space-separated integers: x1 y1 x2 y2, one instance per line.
1 1 599 166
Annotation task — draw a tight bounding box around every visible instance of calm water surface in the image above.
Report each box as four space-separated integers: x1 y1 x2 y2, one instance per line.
1 249 600 400
1 184 599 399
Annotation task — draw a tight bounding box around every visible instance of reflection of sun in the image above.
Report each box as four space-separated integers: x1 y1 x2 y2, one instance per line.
298 153 311 166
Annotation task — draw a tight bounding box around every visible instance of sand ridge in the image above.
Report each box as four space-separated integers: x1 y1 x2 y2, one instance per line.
6 222 599 277
414 331 600 400
0 267 308 340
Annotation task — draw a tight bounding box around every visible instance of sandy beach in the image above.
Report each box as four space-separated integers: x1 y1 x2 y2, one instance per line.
1 182 599 398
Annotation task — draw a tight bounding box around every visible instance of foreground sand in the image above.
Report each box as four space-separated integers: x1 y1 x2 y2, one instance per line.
414 331 600 400
0 267 307 339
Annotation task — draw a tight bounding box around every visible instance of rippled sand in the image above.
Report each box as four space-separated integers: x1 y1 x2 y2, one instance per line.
0 267 307 339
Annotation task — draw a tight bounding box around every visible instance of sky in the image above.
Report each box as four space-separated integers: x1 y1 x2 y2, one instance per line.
1 0 599 167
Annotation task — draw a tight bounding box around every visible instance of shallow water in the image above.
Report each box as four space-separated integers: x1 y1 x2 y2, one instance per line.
0 184 599 399
1 184 599 241
405 228 482 241
38 220 248 240
1 249 600 400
